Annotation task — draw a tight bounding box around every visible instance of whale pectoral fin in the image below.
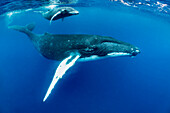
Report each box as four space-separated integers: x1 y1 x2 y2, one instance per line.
43 53 81 102
62 18 64 21
50 11 61 24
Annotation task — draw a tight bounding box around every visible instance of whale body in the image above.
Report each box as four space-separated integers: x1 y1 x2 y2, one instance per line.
9 23 140 102
42 7 79 23
9 23 140 61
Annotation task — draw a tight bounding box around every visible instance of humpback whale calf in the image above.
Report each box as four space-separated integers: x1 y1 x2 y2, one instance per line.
9 23 140 102
40 7 79 24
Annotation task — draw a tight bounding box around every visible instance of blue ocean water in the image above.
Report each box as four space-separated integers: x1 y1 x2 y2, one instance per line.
0 0 170 113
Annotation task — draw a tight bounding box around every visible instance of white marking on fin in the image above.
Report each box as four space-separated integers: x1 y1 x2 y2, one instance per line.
50 11 61 24
43 54 81 102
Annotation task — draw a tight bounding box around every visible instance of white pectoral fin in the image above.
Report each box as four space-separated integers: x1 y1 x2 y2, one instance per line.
50 11 61 24
43 54 81 102
62 18 64 22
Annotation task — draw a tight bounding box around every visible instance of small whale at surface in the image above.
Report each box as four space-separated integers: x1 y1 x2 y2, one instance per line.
8 23 140 102
36 7 79 24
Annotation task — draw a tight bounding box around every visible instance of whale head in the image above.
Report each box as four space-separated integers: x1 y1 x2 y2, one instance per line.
79 36 140 61
60 7 79 16
99 41 140 57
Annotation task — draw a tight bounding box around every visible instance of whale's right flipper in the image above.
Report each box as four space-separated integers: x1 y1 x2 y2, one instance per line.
43 53 81 102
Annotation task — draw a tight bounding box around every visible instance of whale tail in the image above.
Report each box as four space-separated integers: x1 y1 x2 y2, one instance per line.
8 23 36 39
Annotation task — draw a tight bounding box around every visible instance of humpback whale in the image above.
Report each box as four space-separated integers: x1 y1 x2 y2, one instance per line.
8 23 140 102
40 7 79 24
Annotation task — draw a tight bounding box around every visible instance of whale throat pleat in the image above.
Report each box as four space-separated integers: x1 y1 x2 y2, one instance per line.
43 54 80 102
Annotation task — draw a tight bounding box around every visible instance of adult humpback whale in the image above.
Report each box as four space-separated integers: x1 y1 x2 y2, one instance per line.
9 23 140 102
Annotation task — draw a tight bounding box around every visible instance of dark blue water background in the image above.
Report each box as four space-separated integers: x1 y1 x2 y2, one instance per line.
0 0 170 113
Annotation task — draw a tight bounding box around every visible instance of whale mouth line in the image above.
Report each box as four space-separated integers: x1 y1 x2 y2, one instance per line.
78 52 132 62
107 52 131 57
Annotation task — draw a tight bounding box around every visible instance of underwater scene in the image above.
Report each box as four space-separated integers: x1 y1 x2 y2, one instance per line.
0 0 170 113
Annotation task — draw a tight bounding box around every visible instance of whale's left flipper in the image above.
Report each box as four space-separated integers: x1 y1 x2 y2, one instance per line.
43 53 81 102
50 11 61 24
